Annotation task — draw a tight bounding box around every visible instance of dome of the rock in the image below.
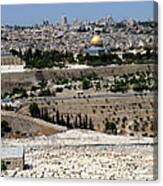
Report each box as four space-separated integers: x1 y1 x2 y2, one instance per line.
90 35 103 46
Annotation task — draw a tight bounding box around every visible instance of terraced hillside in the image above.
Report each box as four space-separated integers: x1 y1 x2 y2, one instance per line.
17 92 157 137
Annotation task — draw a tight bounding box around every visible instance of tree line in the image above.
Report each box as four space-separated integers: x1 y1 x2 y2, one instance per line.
29 103 94 130
110 71 157 93
10 48 75 69
10 46 157 69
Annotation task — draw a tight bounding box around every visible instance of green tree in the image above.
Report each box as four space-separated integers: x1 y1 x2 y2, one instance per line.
38 80 47 90
10 49 19 56
1 160 7 171
1 120 12 137
89 117 94 130
105 120 117 134
29 103 40 117
82 78 91 90
66 114 70 128
42 108 50 122
56 110 60 124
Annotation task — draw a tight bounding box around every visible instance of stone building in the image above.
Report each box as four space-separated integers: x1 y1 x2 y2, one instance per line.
84 35 109 56
1 146 24 170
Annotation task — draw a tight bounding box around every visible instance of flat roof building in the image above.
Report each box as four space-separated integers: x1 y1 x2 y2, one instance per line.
1 146 24 171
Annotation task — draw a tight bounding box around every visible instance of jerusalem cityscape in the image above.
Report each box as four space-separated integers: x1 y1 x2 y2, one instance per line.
1 1 158 180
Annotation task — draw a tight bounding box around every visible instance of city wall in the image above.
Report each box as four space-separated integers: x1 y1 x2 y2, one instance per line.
1 64 156 94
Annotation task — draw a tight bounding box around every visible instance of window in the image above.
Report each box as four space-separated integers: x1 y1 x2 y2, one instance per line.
6 161 11 165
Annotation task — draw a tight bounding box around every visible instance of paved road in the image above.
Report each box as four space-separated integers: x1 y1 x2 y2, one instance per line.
19 91 156 105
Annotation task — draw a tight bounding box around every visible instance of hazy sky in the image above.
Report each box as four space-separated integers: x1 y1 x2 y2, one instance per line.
1 1 154 26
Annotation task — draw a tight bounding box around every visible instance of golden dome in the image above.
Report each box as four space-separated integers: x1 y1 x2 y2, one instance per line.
90 35 103 46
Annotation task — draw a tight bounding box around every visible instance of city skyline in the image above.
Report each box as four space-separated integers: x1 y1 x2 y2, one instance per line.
1 1 154 26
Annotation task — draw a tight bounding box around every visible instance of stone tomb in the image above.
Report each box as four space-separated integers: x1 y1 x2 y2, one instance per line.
1 146 24 170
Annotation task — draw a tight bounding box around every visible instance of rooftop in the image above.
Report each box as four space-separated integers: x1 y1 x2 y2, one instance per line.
1 146 24 159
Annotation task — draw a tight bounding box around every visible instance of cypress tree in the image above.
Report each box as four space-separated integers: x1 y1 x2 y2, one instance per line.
89 117 94 130
56 110 60 124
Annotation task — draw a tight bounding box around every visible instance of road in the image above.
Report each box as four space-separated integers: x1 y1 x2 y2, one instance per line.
19 91 156 104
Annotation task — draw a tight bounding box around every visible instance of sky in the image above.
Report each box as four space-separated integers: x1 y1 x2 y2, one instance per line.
1 1 155 26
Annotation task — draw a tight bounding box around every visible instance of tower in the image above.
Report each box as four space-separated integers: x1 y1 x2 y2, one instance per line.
61 15 68 25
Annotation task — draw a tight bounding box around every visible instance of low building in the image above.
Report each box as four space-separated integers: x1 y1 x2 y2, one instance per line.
84 46 108 56
1 98 21 110
1 54 25 74
1 146 24 171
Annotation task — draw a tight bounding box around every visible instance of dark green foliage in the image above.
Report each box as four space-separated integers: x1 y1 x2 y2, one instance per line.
110 71 157 93
122 49 157 64
83 114 88 129
66 114 70 128
12 87 28 98
105 119 117 134
60 114 66 126
56 110 60 124
1 120 12 137
36 80 52 96
86 54 122 66
38 80 47 90
89 118 94 130
1 160 7 171
56 87 63 93
2 105 14 111
77 53 85 64
10 49 19 56
39 88 51 97
31 86 40 91
110 77 128 93
56 79 69 85
82 78 91 90
13 48 75 69
29 103 40 117
41 108 51 122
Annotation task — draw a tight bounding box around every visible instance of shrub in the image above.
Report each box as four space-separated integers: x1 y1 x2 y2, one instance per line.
82 78 91 90
1 160 7 171
1 120 12 137
105 120 117 134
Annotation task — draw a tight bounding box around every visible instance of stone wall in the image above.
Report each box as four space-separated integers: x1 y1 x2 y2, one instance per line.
3 157 24 171
1 64 156 94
